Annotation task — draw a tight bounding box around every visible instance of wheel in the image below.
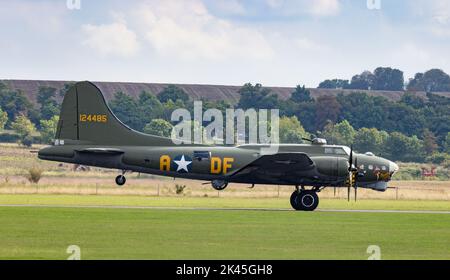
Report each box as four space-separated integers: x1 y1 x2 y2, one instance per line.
115 175 126 186
290 191 302 211
211 180 228 191
298 190 319 211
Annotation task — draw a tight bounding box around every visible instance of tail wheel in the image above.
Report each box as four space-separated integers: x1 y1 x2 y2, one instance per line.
290 190 319 211
115 175 126 186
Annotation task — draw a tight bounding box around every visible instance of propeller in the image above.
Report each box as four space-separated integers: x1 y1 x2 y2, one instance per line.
347 146 353 201
354 158 358 202
347 145 359 202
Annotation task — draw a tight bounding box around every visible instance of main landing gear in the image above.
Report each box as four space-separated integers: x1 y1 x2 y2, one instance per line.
290 186 320 211
115 170 127 186
211 180 228 191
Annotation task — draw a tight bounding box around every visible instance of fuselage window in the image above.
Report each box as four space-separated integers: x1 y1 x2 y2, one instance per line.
368 165 374 170
334 148 347 155
193 151 211 161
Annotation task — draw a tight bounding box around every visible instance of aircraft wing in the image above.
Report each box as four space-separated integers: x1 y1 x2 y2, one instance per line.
75 148 124 155
227 153 315 182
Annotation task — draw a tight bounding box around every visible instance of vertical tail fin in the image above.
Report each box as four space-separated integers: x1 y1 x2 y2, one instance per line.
56 81 174 146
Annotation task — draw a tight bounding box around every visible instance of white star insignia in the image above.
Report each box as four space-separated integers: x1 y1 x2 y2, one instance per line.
173 155 192 172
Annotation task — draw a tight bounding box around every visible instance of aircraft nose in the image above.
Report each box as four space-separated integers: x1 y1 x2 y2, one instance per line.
389 161 399 175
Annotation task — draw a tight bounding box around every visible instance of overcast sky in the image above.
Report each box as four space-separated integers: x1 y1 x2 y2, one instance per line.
0 0 449 87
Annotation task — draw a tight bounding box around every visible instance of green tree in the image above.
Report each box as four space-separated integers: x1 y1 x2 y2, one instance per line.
373 67 404 91
279 116 309 144
385 132 425 162
354 128 388 155
0 108 7 130
237 83 280 109
336 93 387 131
426 152 449 164
11 115 36 147
109 92 143 131
400 92 425 109
287 102 316 133
158 85 189 104
349 71 375 90
202 99 232 114
445 132 450 153
161 99 187 120
37 86 59 120
40 115 59 144
138 91 164 124
59 83 75 97
290 85 313 103
321 120 355 146
0 88 34 126
407 69 450 92
423 129 438 156
315 95 341 131
143 119 173 137
318 79 350 89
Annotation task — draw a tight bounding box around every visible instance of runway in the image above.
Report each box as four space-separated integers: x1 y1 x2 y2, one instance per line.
1 204 449 214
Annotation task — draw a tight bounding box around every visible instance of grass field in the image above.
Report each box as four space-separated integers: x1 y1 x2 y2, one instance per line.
1 194 450 211
0 195 449 260
0 143 449 260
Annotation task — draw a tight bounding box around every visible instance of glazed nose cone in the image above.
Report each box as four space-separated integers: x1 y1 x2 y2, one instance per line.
389 161 399 175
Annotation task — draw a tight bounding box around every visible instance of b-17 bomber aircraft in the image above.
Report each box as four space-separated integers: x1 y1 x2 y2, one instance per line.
38 82 399 211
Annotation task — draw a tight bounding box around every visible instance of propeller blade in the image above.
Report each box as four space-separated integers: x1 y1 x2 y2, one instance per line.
347 179 351 202
348 145 354 171
355 157 359 202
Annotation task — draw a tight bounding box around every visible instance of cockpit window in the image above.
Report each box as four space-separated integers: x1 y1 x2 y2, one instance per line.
325 147 351 155
342 146 351 155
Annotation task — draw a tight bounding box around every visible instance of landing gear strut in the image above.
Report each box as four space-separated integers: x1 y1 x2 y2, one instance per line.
290 186 319 211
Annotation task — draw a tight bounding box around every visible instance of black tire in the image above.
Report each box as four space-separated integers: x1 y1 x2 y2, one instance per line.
212 182 228 191
290 191 303 211
115 175 126 186
298 190 319 211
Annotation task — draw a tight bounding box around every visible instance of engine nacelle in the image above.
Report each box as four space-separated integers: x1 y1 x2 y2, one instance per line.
311 156 348 178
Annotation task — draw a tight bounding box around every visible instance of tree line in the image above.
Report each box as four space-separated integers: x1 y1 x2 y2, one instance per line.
318 67 450 92
0 77 449 164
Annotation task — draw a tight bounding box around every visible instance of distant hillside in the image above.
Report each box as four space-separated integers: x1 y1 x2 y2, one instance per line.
2 79 450 106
